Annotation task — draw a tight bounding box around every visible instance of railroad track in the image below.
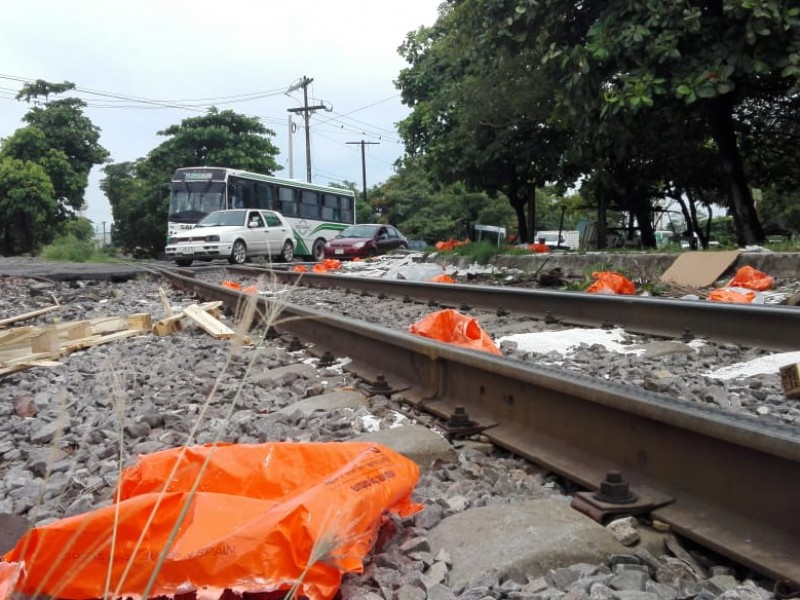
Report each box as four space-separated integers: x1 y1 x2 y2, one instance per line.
226 264 800 352
153 264 800 593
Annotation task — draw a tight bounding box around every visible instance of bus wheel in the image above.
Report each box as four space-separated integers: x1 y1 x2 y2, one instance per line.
228 240 247 264
175 259 193 267
312 238 326 261
279 240 294 263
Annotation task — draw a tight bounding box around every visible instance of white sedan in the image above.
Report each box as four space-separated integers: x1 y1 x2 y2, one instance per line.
165 209 295 267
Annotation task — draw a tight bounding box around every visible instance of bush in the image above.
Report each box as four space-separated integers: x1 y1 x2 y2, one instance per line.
449 241 503 265
41 234 94 262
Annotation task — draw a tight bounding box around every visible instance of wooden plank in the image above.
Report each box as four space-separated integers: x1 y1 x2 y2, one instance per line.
127 313 152 331
152 302 223 336
61 329 148 354
0 327 38 349
32 329 60 354
183 304 236 339
159 287 174 317
0 304 62 329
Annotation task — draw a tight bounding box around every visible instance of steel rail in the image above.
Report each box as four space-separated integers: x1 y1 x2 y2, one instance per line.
228 266 800 352
161 269 800 589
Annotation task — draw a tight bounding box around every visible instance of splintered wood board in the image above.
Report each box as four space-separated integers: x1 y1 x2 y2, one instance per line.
183 304 236 339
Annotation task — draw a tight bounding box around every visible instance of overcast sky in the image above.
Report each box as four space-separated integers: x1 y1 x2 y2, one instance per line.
0 1 442 229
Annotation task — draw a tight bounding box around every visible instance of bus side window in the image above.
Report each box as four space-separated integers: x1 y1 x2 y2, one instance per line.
241 180 254 208
278 186 298 217
322 194 340 221
341 196 354 224
255 183 275 210
300 190 320 219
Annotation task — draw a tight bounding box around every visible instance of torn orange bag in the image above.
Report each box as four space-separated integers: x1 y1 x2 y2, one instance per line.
409 308 501 355
727 266 773 291
0 442 421 600
586 271 635 295
707 288 756 303
429 274 456 283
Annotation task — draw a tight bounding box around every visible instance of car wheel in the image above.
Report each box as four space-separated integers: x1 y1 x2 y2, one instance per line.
398 243 408 250
278 240 294 262
311 238 326 262
228 240 247 264
175 259 193 267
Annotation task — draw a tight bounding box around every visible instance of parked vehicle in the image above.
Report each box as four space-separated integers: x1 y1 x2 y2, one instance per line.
165 209 294 266
324 224 408 259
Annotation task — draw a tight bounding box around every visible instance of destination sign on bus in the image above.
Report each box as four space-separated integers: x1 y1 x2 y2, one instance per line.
173 168 226 183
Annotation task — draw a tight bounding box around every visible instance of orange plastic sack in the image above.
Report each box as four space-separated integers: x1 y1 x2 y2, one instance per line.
586 271 635 295
434 239 468 251
429 274 456 283
312 259 342 273
409 308 501 355
707 288 756 303
293 265 308 272
728 266 773 291
0 442 421 600
529 243 550 254
221 280 257 294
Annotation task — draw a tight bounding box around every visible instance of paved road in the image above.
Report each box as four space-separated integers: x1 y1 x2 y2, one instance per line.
0 257 145 281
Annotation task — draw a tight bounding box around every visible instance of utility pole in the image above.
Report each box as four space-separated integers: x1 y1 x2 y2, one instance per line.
347 139 379 205
286 76 328 183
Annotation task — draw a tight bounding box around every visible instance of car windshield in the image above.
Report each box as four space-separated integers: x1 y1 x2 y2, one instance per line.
338 225 379 238
195 211 246 227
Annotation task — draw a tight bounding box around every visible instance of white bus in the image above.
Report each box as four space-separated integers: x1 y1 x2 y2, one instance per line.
167 166 356 261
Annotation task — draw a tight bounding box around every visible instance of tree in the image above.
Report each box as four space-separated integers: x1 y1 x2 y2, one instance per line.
14 80 109 213
0 158 57 255
144 107 281 184
502 0 800 245
103 108 283 255
396 5 568 242
100 161 153 252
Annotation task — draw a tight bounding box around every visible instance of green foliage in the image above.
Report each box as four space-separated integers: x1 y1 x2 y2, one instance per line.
395 0 800 248
0 80 109 256
0 157 58 255
60 216 95 242
448 241 502 265
41 233 94 262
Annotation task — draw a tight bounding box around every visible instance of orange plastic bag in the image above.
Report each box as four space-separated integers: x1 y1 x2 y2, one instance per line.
529 243 550 254
429 274 456 283
0 442 421 600
728 266 773 291
293 265 308 272
312 259 342 273
221 280 257 294
434 239 468 251
409 308 501 355
707 288 756 303
586 271 635 295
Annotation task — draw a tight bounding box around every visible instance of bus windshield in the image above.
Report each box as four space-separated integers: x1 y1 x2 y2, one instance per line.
168 182 226 223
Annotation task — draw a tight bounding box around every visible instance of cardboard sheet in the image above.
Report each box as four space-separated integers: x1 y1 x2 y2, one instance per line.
659 250 742 288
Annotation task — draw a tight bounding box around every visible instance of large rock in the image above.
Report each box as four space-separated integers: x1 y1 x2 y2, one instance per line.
428 498 629 590
273 389 369 418
351 425 456 469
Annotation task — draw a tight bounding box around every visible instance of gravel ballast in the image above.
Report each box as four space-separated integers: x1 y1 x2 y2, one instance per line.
0 259 792 599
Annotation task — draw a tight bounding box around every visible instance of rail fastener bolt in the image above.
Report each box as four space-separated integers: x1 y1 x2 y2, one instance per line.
287 336 305 352
317 350 336 368
593 470 638 504
367 375 393 396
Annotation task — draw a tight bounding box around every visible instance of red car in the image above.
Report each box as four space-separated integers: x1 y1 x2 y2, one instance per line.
324 224 409 259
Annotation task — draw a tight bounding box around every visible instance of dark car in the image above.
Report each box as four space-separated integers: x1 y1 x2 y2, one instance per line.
324 224 408 259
